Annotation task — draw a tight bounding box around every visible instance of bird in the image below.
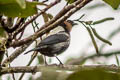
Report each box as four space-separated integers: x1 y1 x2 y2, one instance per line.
24 20 77 64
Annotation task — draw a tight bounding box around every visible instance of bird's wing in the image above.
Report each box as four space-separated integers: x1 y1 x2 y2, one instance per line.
38 33 69 46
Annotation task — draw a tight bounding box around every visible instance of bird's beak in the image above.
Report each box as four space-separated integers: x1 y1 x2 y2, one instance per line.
72 22 78 26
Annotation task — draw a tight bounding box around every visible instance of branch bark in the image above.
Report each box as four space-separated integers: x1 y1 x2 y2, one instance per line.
0 65 120 75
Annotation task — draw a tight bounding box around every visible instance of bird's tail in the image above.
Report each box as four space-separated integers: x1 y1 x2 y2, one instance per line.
24 48 40 54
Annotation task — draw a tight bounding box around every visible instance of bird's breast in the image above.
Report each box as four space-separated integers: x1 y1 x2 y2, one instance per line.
39 40 70 57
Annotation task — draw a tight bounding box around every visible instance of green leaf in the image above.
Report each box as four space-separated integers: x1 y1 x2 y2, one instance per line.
0 27 5 37
0 0 26 9
92 17 114 25
115 55 120 66
16 0 26 9
86 27 99 54
103 0 120 9
66 0 76 4
0 1 38 17
42 13 53 23
37 55 44 64
84 3 106 10
47 13 53 19
91 27 112 45
0 0 15 4
67 69 120 80
42 13 49 23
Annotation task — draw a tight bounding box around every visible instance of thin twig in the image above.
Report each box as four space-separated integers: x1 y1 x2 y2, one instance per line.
66 50 120 65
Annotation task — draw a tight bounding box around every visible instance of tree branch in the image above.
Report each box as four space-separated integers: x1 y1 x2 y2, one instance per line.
10 0 92 47
0 65 120 75
12 0 61 39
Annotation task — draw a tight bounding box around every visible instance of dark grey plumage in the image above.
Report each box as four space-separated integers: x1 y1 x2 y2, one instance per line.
39 32 69 46
24 31 70 57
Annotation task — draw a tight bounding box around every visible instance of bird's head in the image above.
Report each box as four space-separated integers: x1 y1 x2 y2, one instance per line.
66 20 78 26
63 20 77 32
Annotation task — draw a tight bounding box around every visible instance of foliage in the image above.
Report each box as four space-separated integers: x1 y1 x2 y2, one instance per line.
37 55 44 64
103 0 120 9
0 27 6 37
0 0 45 17
66 0 120 9
67 69 120 80
115 55 120 66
